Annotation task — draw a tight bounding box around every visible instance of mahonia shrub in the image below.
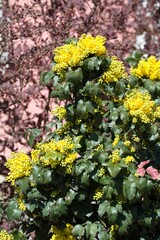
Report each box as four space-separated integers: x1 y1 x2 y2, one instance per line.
4 34 160 240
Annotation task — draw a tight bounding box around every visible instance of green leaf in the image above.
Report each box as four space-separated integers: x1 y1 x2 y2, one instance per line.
77 100 87 115
6 200 22 221
143 79 156 93
125 50 143 67
100 56 111 71
107 161 121 178
40 70 54 85
16 178 30 194
65 189 77 205
42 199 67 220
125 57 138 67
86 101 94 114
104 186 114 199
106 206 118 223
75 162 86 175
72 224 85 237
118 106 128 122
25 203 36 212
66 68 83 84
128 75 138 87
42 169 52 184
115 81 126 95
156 82 160 94
89 223 98 238
27 188 46 201
132 50 143 60
11 230 27 240
110 109 119 121
99 152 108 164
98 200 110 217
98 231 110 240
65 37 78 44
149 124 159 141
40 71 47 85
123 180 137 200
81 172 89 185
83 57 99 71
83 81 100 96
25 128 42 147
0 205 3 222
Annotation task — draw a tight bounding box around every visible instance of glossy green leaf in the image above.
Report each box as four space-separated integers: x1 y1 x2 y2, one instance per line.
107 161 121 178
98 200 110 217
72 224 85 237
123 180 137 200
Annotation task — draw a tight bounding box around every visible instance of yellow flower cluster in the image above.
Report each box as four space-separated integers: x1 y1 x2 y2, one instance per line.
132 136 140 142
50 224 76 240
131 56 160 80
98 167 106 177
31 137 78 171
123 140 131 147
56 122 73 135
51 106 67 120
112 135 120 147
99 56 127 83
95 144 103 151
53 34 106 74
61 153 78 174
109 149 121 163
0 230 13 240
93 188 104 201
124 89 155 123
125 155 135 164
109 224 119 240
5 152 32 186
154 106 160 119
18 194 26 211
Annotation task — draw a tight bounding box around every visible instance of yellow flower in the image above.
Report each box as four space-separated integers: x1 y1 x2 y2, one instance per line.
31 138 78 172
53 34 106 74
109 224 119 240
131 56 160 80
51 106 67 120
56 122 73 135
125 155 135 164
112 135 120 147
124 89 155 123
77 34 106 56
31 149 41 164
98 167 106 177
130 146 136 153
99 56 127 83
18 194 26 211
109 149 121 163
50 224 76 240
154 106 160 119
124 140 131 147
93 188 104 201
133 136 140 142
0 230 14 240
5 152 32 186
61 153 78 167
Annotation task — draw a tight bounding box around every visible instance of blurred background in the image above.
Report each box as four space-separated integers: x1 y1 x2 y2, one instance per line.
0 0 160 205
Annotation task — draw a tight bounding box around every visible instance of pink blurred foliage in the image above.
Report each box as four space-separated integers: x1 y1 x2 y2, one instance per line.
137 160 160 180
